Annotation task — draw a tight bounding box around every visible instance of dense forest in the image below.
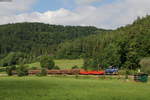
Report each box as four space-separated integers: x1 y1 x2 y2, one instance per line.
0 23 106 66
0 16 150 70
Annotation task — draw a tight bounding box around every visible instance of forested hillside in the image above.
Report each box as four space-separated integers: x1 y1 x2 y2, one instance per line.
57 16 150 70
0 23 107 66
0 16 150 70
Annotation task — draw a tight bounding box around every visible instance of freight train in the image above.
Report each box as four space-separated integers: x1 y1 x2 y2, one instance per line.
26 68 118 75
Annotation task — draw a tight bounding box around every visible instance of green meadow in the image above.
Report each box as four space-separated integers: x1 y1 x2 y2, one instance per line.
0 77 150 100
28 59 83 69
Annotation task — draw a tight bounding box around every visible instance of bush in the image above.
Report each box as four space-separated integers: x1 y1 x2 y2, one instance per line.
72 65 79 69
36 68 47 76
17 65 29 76
53 66 60 70
6 65 16 76
40 56 55 69
40 68 47 76
118 70 136 75
140 57 150 74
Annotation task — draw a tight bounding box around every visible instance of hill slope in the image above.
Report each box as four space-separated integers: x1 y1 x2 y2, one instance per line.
0 23 106 59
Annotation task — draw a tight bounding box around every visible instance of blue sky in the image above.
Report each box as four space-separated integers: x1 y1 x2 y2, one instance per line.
0 0 150 29
32 0 118 12
32 0 71 12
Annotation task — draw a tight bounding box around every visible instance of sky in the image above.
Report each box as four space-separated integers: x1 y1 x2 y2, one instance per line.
0 0 150 29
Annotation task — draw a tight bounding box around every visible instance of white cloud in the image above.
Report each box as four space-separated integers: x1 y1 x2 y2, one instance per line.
1 0 150 29
0 0 36 16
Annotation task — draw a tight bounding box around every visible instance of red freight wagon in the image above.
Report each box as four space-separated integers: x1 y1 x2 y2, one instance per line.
80 70 105 75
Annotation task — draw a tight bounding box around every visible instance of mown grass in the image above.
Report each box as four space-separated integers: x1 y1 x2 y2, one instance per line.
28 59 83 69
0 77 150 100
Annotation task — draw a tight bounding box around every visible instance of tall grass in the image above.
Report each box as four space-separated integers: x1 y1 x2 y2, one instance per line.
0 77 150 100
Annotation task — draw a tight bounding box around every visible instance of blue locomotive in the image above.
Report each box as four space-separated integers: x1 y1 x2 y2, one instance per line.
105 67 118 75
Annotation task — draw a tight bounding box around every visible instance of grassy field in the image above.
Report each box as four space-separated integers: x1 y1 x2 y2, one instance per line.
0 77 150 100
28 59 83 69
